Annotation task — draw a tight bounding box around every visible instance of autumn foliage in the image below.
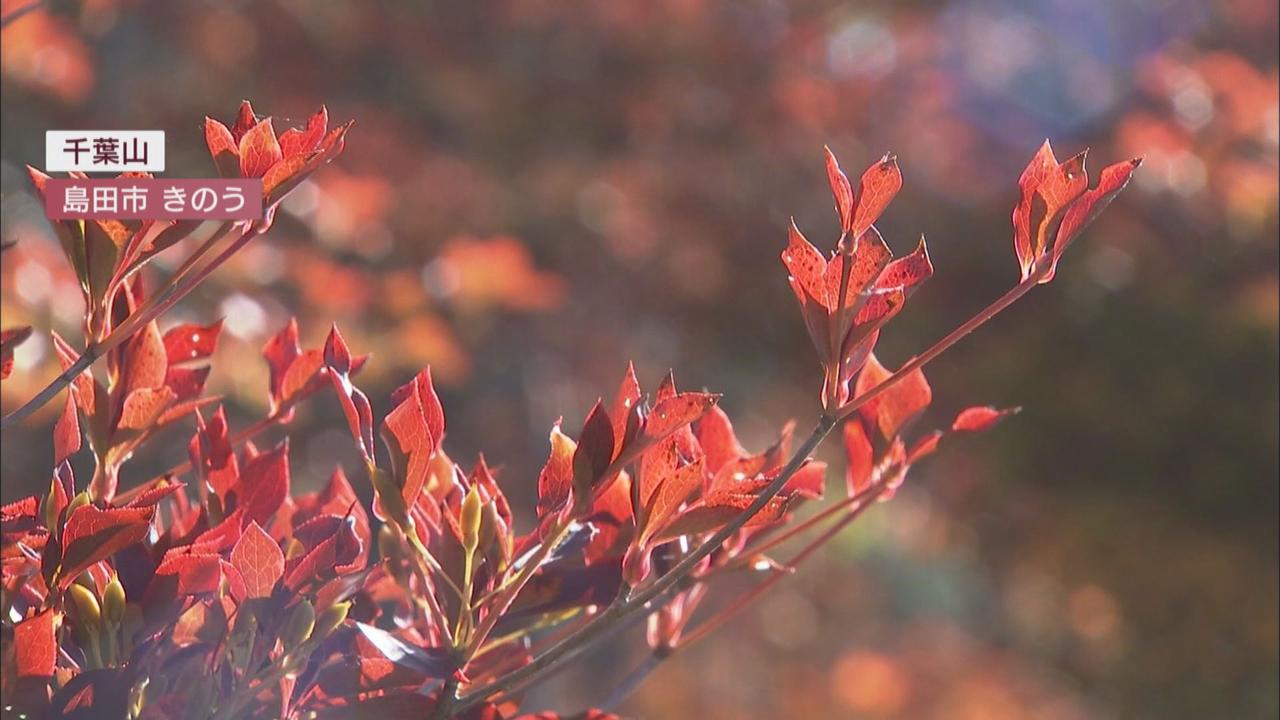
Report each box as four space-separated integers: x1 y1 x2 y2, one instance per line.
0 99 1137 719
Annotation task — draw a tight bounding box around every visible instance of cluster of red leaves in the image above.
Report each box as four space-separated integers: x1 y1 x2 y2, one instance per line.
1 99 1136 719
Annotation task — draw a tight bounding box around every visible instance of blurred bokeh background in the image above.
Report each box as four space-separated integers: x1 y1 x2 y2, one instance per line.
1 0 1276 718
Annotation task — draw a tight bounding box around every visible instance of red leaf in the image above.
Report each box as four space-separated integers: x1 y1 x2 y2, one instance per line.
824 226 892 312
153 551 223 595
844 419 875 497
513 711 621 720
52 332 97 414
203 117 240 177
871 235 933 299
190 510 245 554
1012 140 1061 278
294 468 371 564
230 100 259 141
850 153 902 241
238 117 283 178
384 367 446 505
278 106 329 158
638 458 703 546
284 514 362 591
118 386 177 430
582 469 634 563
14 608 58 679
325 326 375 460
906 429 944 464
693 405 747 477
124 482 183 509
824 146 854 233
163 320 221 364
323 322 354 374
193 406 239 497
121 320 168 396
230 521 284 599
1012 141 1089 280
232 440 290 526
784 460 827 500
854 354 932 441
781 221 827 308
608 362 643 456
653 486 790 543
0 325 32 380
644 392 718 442
58 505 154 588
638 435 679 511
263 318 302 412
536 423 576 525
1046 157 1142 282
952 405 1021 433
54 388 82 467
1 495 40 525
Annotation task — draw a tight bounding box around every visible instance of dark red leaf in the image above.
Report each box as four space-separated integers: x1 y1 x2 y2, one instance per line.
284 514 363 591
232 440 290 526
58 505 154 588
572 400 615 501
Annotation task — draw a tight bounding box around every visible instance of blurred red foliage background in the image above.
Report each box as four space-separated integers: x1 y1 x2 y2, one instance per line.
2 0 1276 717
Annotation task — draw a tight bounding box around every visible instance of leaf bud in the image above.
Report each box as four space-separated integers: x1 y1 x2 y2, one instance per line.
65 491 91 519
66 582 102 630
460 485 483 554
313 601 351 640
102 576 126 626
279 599 315 651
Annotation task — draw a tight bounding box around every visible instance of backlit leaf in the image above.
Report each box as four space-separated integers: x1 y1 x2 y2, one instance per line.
230 521 284 599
